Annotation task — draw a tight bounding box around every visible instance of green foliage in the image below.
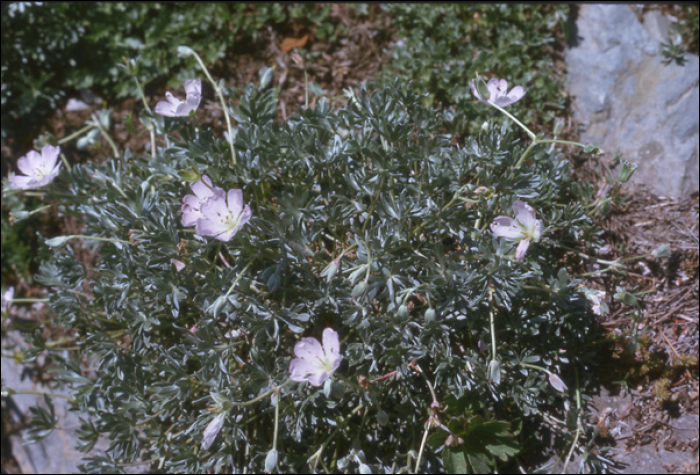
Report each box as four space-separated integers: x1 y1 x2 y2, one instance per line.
0 2 345 141
3 69 620 472
378 4 569 135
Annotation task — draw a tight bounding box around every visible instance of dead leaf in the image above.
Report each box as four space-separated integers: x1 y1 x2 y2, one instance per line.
280 34 309 53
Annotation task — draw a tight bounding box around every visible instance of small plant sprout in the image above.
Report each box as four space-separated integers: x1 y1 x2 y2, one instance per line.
289 328 342 387
9 145 62 189
155 78 201 117
194 189 252 242
491 200 542 261
180 175 225 226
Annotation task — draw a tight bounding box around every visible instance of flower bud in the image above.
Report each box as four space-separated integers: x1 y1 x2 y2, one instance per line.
377 410 389 427
264 449 278 473
424 308 436 322
618 160 638 183
201 413 226 450
614 287 638 307
351 280 367 298
548 373 568 393
487 359 501 385
320 259 340 283
178 168 201 182
398 304 409 318
177 45 194 58
45 236 73 248
475 76 490 100
651 244 670 259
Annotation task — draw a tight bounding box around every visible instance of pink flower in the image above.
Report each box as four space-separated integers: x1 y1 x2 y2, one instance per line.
181 176 252 242
9 145 62 189
548 373 568 393
181 175 225 227
289 328 342 387
470 77 525 107
155 79 201 117
195 189 252 242
491 200 542 261
201 413 225 450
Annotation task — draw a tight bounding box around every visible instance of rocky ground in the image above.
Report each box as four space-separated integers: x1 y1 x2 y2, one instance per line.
2 4 698 474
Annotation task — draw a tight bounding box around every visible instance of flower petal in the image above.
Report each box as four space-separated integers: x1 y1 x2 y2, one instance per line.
17 150 43 176
491 217 523 239
293 337 324 361
8 174 35 189
322 328 340 360
226 189 244 215
515 239 530 261
506 85 525 103
513 200 536 229
289 357 322 382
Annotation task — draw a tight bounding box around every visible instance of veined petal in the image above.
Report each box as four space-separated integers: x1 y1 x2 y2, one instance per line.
17 150 44 176
226 189 244 215
294 337 324 360
289 358 322 382
306 371 331 387
515 239 531 261
184 79 201 97
8 174 35 189
322 328 340 360
513 200 537 229
506 85 525 103
491 217 524 239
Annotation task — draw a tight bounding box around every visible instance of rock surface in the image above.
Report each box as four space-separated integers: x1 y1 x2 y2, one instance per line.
566 5 699 199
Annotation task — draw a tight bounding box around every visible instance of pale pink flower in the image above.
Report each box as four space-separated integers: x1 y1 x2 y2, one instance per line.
181 175 224 227
548 373 568 393
491 200 542 261
201 412 225 450
170 258 186 272
156 79 201 117
9 145 62 189
470 78 525 107
289 328 342 387
195 189 252 242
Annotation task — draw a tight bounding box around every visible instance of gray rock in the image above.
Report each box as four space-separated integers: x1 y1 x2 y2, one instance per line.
2 328 111 474
566 5 699 198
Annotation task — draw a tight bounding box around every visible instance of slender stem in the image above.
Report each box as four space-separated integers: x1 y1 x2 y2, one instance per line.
190 50 236 166
514 140 539 169
488 288 497 362
272 389 280 451
7 297 49 304
65 235 133 246
413 364 437 404
93 114 120 159
362 177 386 233
59 153 72 172
562 368 582 474
488 102 536 140
223 261 254 300
414 419 432 474
231 379 292 407
130 73 157 159
1 389 76 403
58 124 95 144
518 362 551 375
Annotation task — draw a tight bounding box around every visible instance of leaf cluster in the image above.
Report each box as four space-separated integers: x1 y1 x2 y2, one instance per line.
9 74 613 473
